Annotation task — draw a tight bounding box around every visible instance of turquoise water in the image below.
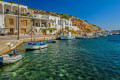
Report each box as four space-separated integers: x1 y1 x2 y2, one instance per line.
0 35 120 80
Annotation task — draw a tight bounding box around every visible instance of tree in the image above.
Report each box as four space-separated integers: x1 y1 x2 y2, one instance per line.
62 14 70 20
57 13 63 15
8 1 16 4
70 29 78 34
46 11 50 14
0 0 4 1
65 26 69 31
31 8 38 10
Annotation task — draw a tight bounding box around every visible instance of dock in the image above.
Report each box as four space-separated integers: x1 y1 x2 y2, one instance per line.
0 35 56 55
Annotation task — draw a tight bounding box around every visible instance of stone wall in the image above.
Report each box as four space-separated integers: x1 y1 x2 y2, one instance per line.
0 36 56 56
4 15 32 34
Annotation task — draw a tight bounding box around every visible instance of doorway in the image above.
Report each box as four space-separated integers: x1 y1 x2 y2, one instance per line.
10 29 14 35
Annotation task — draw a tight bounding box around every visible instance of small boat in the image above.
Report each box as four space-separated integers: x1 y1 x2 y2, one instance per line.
61 35 74 40
61 32 74 40
23 41 48 50
76 36 95 39
23 24 48 50
108 32 113 36
0 49 24 65
46 40 56 43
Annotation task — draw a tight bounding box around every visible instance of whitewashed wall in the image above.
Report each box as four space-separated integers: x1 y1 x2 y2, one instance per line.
70 26 80 31
0 15 4 29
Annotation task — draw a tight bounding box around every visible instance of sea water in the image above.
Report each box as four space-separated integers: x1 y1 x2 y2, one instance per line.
0 35 120 80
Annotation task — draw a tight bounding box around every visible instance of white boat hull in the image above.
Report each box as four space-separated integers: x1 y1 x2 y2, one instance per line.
76 36 95 39
23 44 48 50
0 54 24 64
61 36 74 40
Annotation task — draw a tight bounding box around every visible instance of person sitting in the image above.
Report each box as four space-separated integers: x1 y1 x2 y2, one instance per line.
13 49 18 56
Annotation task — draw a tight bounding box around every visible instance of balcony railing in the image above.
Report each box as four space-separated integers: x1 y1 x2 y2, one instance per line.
41 15 49 19
34 14 49 19
4 11 11 14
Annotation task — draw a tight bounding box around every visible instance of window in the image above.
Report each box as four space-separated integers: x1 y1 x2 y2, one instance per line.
50 30 52 33
21 29 26 33
36 23 38 26
9 19 14 25
48 23 51 27
23 20 27 26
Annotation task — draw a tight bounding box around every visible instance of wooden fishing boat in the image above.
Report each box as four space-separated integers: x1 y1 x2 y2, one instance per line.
23 41 48 50
61 35 74 40
23 19 48 50
61 32 74 40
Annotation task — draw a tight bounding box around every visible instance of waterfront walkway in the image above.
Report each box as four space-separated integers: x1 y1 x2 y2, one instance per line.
0 35 56 55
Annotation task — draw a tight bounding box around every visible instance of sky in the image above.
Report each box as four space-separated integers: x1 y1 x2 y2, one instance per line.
4 0 120 30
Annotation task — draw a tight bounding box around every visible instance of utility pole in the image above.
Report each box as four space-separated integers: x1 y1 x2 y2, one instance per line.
17 0 20 40
70 9 72 16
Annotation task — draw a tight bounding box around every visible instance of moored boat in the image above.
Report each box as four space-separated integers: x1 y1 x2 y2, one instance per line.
23 41 48 50
0 49 24 65
60 32 74 40
76 36 95 39
61 35 74 40
46 40 56 43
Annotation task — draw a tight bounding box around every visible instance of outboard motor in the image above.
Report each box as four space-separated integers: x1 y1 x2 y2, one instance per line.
20 54 24 58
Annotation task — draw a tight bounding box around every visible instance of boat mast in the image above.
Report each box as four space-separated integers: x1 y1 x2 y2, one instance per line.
31 19 33 43
79 24 81 36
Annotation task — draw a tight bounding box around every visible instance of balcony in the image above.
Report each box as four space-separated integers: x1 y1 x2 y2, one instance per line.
4 11 11 14
34 14 49 20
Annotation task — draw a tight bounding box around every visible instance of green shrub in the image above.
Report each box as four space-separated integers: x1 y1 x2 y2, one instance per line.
0 0 4 1
70 30 78 34
57 13 63 15
40 28 56 31
8 1 16 3
46 11 50 14
86 29 91 33
65 26 69 31
31 8 38 10
62 14 70 20
21 13 27 16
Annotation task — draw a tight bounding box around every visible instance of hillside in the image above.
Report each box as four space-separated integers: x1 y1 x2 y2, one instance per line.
28 8 103 33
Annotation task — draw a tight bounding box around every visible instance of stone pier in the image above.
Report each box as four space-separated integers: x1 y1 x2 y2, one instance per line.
0 35 56 56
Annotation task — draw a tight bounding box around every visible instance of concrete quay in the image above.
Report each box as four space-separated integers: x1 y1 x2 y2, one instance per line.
0 35 56 56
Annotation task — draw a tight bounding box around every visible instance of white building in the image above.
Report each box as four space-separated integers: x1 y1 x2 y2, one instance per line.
33 14 56 35
33 14 75 35
0 1 28 14
0 1 28 30
69 26 80 31
0 1 79 35
0 14 4 29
